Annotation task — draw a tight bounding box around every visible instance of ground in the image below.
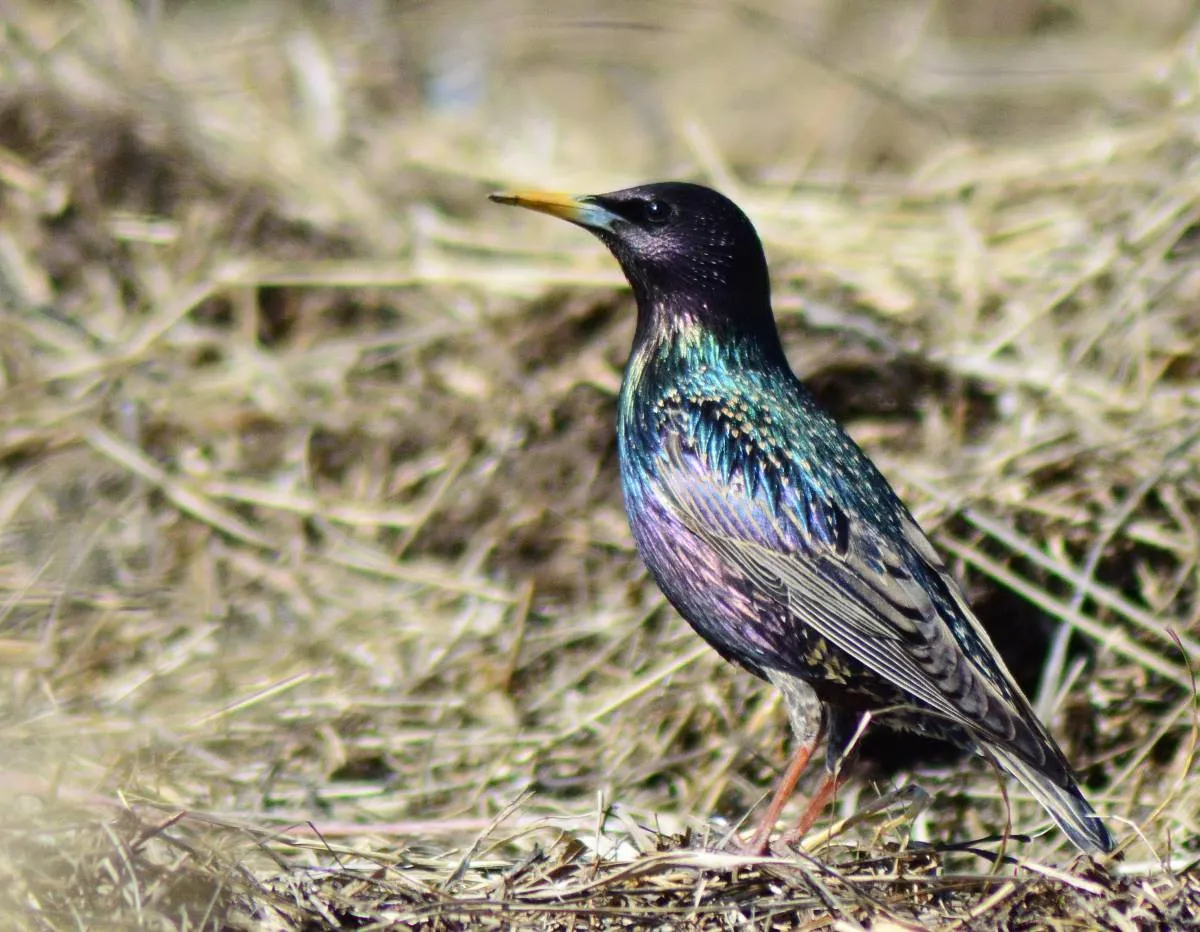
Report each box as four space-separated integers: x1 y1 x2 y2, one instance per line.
0 2 1198 929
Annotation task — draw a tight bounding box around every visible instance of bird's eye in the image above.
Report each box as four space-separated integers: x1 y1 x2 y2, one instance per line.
642 198 673 224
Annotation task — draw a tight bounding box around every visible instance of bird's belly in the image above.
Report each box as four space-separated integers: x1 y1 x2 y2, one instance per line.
621 474 941 721
623 481 780 676
623 478 868 692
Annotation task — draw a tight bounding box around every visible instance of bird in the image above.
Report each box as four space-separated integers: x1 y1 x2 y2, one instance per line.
489 181 1115 856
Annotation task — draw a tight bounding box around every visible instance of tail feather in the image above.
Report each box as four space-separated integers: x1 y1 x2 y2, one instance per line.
987 743 1115 855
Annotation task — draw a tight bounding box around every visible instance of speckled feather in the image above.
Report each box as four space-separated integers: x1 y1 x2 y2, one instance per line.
492 181 1115 855
621 324 1041 742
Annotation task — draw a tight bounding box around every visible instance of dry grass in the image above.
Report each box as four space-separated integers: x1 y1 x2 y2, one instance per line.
1 1 1199 929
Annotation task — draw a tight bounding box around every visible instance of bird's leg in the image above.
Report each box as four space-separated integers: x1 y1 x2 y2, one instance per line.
741 734 819 855
739 672 830 855
769 706 859 847
778 770 841 847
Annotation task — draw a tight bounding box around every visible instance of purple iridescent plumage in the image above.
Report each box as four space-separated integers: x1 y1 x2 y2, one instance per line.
491 182 1115 855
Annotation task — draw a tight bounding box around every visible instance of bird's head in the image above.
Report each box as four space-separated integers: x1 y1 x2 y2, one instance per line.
491 182 780 351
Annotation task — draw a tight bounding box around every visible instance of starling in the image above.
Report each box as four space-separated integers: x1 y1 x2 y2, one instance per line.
490 182 1115 856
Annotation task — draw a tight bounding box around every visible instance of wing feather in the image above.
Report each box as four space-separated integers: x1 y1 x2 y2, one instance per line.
657 432 1036 750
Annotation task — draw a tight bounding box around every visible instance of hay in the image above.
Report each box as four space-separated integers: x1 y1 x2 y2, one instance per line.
1 1 1197 928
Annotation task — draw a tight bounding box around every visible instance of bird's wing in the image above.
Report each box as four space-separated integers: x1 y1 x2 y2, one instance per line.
656 432 1050 757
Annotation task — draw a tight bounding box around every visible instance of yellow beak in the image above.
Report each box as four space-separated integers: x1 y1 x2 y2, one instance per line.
489 190 619 231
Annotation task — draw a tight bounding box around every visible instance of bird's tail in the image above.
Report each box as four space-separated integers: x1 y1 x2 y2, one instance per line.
986 743 1115 855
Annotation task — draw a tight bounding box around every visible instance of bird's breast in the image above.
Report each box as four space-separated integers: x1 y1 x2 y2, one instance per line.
616 400 790 673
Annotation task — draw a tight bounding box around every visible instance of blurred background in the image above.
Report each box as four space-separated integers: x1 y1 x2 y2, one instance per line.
2 1 1199 928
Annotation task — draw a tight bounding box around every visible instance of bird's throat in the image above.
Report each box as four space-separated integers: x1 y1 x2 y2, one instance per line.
630 293 787 386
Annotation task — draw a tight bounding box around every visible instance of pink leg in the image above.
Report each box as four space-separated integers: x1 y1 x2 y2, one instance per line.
779 771 840 847
741 737 819 855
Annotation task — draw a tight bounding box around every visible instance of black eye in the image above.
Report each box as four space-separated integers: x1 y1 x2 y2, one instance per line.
642 198 673 224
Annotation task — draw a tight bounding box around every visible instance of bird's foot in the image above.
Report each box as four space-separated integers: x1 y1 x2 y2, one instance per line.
731 771 841 856
777 771 840 848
